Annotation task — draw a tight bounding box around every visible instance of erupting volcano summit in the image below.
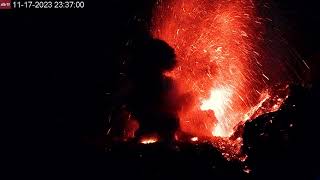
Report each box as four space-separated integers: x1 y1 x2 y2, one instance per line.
151 0 302 139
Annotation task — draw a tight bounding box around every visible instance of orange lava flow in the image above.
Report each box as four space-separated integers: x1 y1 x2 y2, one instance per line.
152 0 271 138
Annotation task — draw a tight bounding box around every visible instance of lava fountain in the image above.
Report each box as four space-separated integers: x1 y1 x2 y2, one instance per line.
151 0 301 141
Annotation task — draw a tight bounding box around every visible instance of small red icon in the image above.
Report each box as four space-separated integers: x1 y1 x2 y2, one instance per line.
0 0 11 9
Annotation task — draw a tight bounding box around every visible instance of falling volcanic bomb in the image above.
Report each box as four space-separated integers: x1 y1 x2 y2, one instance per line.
151 0 306 148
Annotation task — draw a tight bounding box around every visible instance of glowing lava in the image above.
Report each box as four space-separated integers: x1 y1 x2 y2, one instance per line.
190 137 199 142
200 87 234 137
151 0 296 140
140 137 159 144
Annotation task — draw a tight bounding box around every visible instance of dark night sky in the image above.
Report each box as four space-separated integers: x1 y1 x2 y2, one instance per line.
2 0 320 178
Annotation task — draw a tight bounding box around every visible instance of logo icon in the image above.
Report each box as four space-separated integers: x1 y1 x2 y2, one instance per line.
0 0 11 9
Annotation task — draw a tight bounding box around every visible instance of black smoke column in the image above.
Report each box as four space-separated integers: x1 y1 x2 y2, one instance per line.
127 38 180 143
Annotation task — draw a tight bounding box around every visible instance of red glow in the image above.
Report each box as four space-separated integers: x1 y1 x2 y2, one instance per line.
151 0 293 157
153 0 270 137
124 113 140 140
140 136 159 144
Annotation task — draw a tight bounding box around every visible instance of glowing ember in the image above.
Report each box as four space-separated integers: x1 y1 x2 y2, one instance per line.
140 137 159 144
243 166 252 174
190 137 199 142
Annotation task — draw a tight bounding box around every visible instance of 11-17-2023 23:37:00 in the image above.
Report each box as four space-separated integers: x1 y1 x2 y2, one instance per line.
12 1 85 9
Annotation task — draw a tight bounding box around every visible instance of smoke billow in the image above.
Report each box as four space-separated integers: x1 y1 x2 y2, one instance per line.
127 38 181 142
